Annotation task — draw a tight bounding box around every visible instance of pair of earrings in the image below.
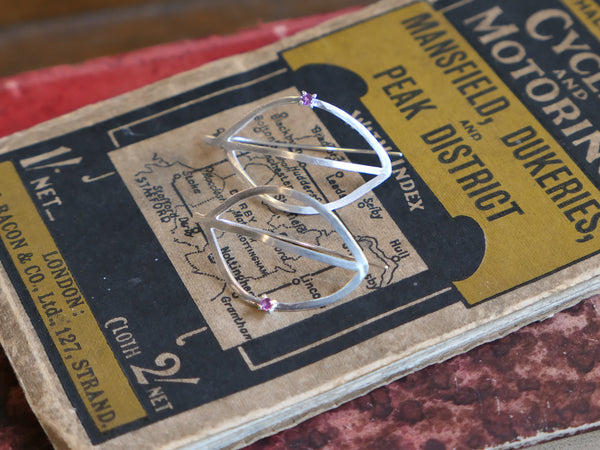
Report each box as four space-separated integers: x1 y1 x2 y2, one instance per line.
198 92 396 313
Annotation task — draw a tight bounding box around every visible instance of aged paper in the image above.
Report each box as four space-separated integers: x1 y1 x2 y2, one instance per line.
1 0 600 448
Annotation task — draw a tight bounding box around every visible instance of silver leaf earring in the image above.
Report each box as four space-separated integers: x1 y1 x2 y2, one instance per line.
205 92 395 215
195 185 369 313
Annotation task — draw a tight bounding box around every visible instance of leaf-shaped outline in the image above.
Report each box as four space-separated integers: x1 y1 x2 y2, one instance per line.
195 185 368 312
205 94 393 215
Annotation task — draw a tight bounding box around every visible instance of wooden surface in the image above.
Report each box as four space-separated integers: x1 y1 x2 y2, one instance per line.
0 0 374 78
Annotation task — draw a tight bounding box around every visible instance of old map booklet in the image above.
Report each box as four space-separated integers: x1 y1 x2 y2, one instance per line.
2 0 600 448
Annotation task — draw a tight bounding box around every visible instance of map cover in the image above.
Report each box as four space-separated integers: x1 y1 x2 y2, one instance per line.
2 0 600 448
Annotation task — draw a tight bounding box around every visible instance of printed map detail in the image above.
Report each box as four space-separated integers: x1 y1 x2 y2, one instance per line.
110 90 426 349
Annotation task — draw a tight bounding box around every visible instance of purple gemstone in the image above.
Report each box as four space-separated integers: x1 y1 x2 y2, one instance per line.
259 297 277 313
260 297 273 311
300 91 316 107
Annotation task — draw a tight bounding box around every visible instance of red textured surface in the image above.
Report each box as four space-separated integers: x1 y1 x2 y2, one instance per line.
0 11 343 138
249 298 600 449
4 300 600 450
0 349 52 450
2 11 600 450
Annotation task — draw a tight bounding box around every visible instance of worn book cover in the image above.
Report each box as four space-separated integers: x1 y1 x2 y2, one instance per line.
2 0 600 448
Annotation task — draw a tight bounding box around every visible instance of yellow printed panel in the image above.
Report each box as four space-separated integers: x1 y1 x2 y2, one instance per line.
0 161 146 431
284 1 600 304
563 0 600 40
